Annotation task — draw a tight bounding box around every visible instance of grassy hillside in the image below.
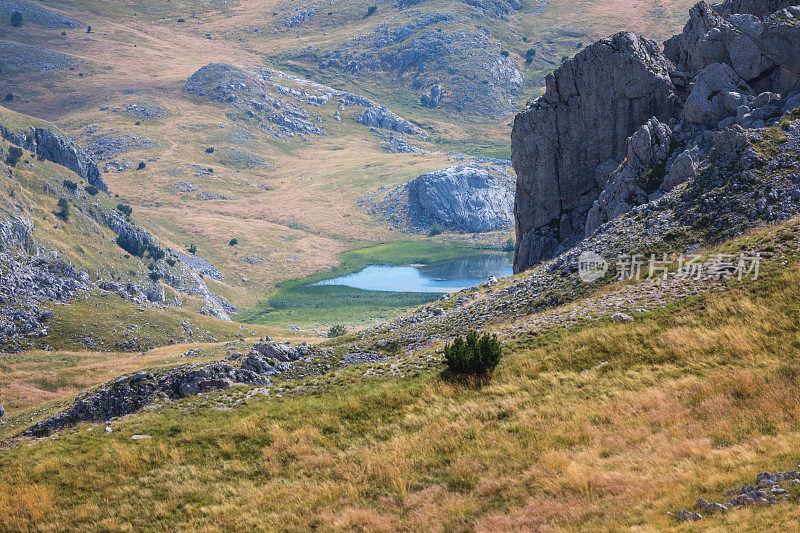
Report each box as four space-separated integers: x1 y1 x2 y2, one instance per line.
2 216 800 530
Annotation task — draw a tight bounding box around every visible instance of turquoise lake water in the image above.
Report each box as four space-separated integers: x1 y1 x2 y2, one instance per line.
312 253 513 293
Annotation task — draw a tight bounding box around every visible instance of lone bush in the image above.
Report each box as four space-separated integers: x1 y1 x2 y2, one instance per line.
5 146 23 166
166 257 177 267
57 198 70 220
187 243 197 255
137 161 146 170
229 238 238 246
117 203 132 217
147 243 165 260
4 93 13 102
148 271 162 283
428 223 443 236
86 185 99 196
116 234 146 257
205 147 214 153
364 5 377 18
328 324 347 338
63 179 78 191
444 331 502 376
10 12 22 27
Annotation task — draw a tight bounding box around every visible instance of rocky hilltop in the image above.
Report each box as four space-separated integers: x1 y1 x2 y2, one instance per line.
185 63 424 144
365 157 515 233
512 0 800 272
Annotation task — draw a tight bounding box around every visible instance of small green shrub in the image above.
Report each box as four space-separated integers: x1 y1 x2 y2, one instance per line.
5 146 23 166
428 223 444 236
147 243 165 260
148 271 162 283
57 198 70 220
4 93 14 102
364 5 377 18
166 257 177 267
229 238 238 246
205 147 214 153
63 179 78 191
86 185 99 196
137 161 146 170
116 235 146 257
444 331 502 376
328 325 347 338
10 11 22 27
117 203 132 217
188 243 197 255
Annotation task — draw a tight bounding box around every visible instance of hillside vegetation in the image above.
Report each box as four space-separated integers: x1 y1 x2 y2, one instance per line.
3 216 800 530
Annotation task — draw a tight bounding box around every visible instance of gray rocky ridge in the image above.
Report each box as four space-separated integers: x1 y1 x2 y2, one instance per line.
407 165 514 232
366 158 515 233
513 0 800 272
0 122 108 193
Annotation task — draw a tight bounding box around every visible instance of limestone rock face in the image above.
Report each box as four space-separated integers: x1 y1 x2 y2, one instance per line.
512 32 678 272
0 123 107 193
761 8 800 76
683 63 752 126
585 119 675 237
512 0 800 273
408 165 514 233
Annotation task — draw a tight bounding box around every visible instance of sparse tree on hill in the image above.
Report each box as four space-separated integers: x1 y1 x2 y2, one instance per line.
57 198 70 220
10 12 22 27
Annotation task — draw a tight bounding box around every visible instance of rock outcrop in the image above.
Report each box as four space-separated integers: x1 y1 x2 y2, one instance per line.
0 250 92 352
0 122 107 193
512 0 800 272
185 63 424 141
24 363 270 436
512 32 679 271
408 165 514 232
314 9 523 118
365 158 516 233
24 339 316 436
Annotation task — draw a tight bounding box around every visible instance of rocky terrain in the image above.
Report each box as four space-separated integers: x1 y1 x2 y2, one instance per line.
184 62 424 143
4 1 800 530
0 1 81 29
310 8 523 118
1 120 108 193
513 0 800 272
367 159 516 233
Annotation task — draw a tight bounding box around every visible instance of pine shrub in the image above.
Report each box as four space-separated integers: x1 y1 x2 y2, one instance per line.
444 331 502 376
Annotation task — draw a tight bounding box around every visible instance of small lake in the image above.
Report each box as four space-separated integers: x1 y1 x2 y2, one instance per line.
312 253 513 293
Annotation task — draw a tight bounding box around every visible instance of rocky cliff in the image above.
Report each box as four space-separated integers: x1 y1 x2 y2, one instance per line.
512 0 800 273
364 158 515 233
0 121 108 193
408 165 514 233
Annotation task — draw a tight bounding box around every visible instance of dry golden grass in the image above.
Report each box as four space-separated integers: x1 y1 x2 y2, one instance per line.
3 248 800 530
